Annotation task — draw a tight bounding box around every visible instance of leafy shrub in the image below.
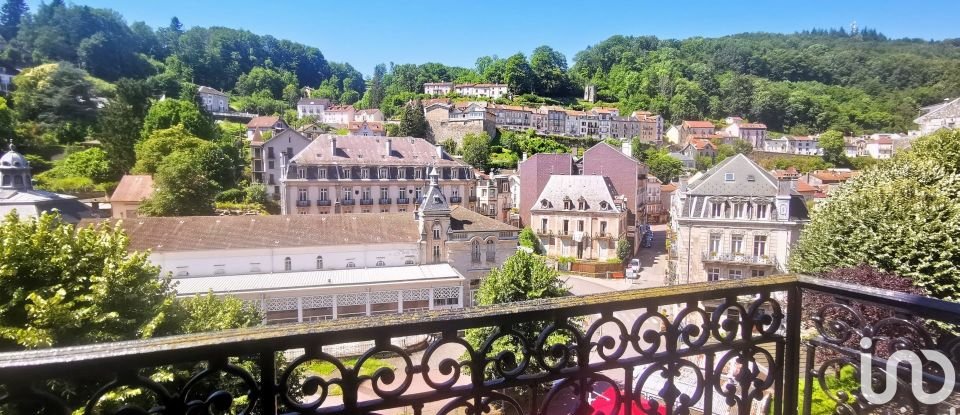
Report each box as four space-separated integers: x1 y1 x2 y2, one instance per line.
215 188 246 203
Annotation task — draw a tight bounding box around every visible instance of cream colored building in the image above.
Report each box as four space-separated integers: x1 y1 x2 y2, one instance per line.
80 174 518 323
110 175 154 218
531 175 627 261
669 154 809 284
280 135 475 215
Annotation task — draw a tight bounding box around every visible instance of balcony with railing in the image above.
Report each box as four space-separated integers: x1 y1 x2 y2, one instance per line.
295 200 311 207
397 197 411 205
702 252 778 266
1 276 957 415
359 199 374 206
316 199 332 207
449 196 462 203
340 199 355 206
379 198 392 205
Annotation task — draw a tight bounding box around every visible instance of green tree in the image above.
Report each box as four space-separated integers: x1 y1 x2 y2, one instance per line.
503 53 534 95
234 66 298 100
460 132 491 171
397 100 428 138
12 63 98 143
133 125 237 189
438 138 458 155
631 140 654 161
96 78 153 174
518 227 542 254
0 212 170 349
464 251 569 376
165 293 261 334
791 129 960 301
616 237 632 261
819 129 847 165
530 45 570 97
646 150 684 183
139 150 218 216
141 98 218 140
0 96 15 143
732 139 753 155
0 0 27 40
39 147 113 183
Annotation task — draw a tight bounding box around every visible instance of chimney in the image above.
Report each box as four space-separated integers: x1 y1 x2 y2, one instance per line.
436 145 443 158
385 138 392 155
330 136 337 155
777 177 795 196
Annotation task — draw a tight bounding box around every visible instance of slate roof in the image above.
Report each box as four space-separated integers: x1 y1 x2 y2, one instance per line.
290 134 468 167
686 154 782 197
915 97 960 123
197 86 227 97
111 175 154 202
297 97 331 106
531 175 621 213
449 206 518 232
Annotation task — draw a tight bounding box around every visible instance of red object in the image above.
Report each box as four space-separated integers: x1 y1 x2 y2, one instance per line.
590 386 666 415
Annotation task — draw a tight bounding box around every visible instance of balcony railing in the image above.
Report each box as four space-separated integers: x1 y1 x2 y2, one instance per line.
295 199 311 207
316 199 332 207
469 195 478 202
359 198 374 206
379 198 392 205
340 199 355 206
449 196 462 203
397 197 410 204
701 252 777 266
1 276 957 415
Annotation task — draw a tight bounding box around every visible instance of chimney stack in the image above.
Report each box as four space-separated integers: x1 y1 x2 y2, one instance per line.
436 144 443 158
385 138 392 155
330 136 337 155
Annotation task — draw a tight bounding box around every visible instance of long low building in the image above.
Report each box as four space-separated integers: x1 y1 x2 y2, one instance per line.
80 171 519 323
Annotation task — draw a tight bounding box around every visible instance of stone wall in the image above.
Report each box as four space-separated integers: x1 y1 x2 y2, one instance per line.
427 119 497 146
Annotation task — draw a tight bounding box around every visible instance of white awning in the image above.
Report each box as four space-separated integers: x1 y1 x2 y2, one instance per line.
172 263 464 296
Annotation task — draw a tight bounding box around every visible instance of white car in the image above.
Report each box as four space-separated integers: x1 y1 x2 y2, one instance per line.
625 259 641 279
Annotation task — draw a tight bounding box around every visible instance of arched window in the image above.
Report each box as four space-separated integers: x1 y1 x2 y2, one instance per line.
486 239 496 263
284 257 292 271
376 260 386 267
471 240 481 263
316 256 323 270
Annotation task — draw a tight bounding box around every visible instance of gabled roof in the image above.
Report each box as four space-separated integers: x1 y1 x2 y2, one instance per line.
291 134 468 167
247 116 283 129
297 97 331 106
686 154 782 197
197 86 227 97
688 138 715 150
348 121 384 132
111 175 154 203
449 206 518 232
531 175 621 214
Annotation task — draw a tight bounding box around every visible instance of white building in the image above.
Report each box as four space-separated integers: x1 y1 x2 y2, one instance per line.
787 136 821 155
251 129 313 199
670 154 809 284
723 120 767 148
354 109 385 123
197 86 228 113
80 173 519 322
665 125 681 144
424 82 454 95
424 83 508 99
531 175 627 261
297 97 332 119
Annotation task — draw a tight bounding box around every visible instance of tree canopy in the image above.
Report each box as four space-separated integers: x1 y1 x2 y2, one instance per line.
460 132 491 171
791 129 960 301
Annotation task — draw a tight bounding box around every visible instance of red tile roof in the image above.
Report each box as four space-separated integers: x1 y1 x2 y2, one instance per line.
689 138 715 150
348 121 384 132
660 183 677 192
683 120 715 129
247 115 281 129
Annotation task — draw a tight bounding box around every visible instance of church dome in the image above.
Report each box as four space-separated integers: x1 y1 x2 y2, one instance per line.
0 143 28 169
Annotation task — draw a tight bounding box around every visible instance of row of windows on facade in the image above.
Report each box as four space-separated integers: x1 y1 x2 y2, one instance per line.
708 201 771 220
706 268 767 281
707 234 768 257
261 290 461 324
293 166 470 181
173 256 417 276
296 206 410 215
297 186 460 201
540 218 610 236
541 198 612 211
470 239 498 264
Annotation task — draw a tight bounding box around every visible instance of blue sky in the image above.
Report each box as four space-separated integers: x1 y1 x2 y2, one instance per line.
30 0 960 76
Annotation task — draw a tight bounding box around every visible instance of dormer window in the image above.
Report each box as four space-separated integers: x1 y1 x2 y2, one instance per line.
747 175 755 182
599 201 609 210
724 173 735 182
297 168 306 179
563 197 573 210
379 167 388 178
361 168 370 179
540 199 549 208
415 169 423 180
577 198 587 211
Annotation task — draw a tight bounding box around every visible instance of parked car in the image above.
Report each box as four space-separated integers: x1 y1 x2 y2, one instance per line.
626 258 641 279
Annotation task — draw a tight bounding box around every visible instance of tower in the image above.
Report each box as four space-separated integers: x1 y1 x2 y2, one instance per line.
0 142 32 190
417 166 451 265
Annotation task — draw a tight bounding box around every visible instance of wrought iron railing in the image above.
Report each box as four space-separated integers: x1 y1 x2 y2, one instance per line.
702 252 777 266
316 200 332 207
0 276 957 414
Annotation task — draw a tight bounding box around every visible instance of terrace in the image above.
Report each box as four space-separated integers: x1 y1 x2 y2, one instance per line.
0 275 956 414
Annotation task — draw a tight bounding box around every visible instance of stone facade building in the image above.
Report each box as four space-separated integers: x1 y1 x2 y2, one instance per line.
581 142 650 248
197 86 228 113
424 101 497 145
914 97 960 136
475 170 513 223
251 129 313 199
531 175 627 261
670 154 809 284
280 135 476 215
517 153 575 227
246 116 289 140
